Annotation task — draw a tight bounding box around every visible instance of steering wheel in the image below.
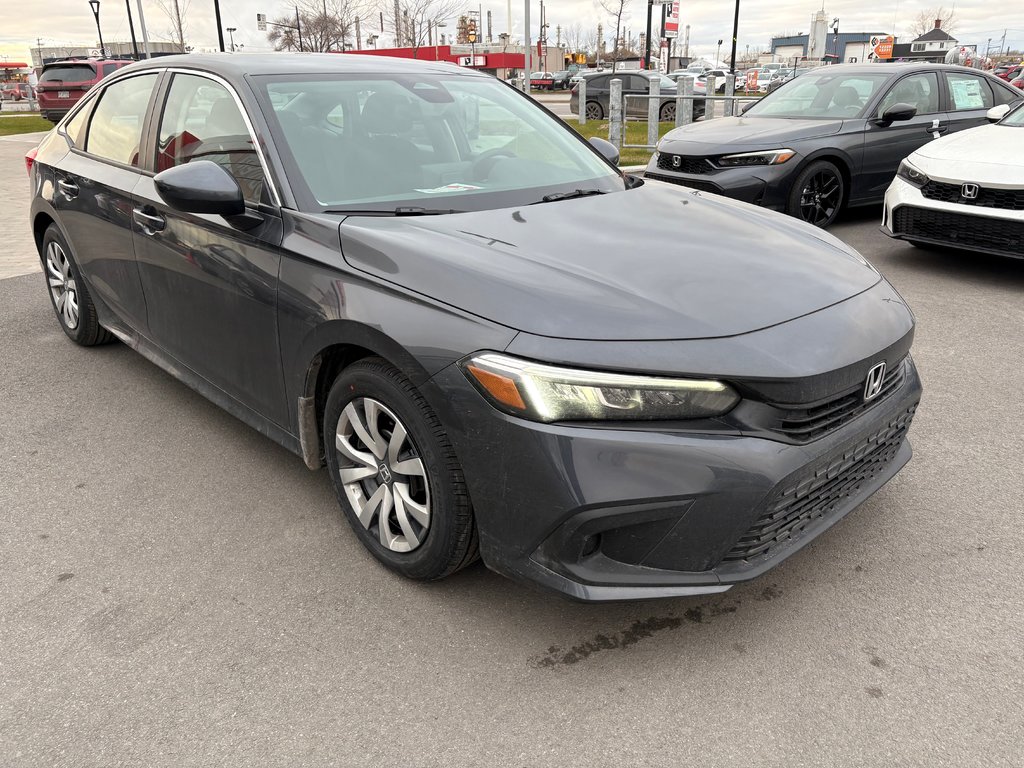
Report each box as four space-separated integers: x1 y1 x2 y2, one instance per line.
473 148 517 180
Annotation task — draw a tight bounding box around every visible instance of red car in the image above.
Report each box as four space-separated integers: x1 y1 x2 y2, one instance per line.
1012 73 1024 90
0 82 32 101
995 64 1024 81
35 59 130 123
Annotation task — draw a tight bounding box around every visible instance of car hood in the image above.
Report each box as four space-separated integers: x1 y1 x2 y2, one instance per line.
911 124 1024 183
339 182 880 341
658 116 844 149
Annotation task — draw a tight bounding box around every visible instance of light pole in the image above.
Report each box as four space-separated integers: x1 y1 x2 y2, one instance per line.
728 0 739 72
88 0 106 58
716 38 722 66
227 26 237 51
124 0 140 58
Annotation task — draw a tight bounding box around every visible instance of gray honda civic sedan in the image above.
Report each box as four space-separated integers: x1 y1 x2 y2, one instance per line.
27 54 921 601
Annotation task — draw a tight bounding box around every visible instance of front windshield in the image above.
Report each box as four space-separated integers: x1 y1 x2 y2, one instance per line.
745 71 891 118
1001 104 1024 126
254 73 621 212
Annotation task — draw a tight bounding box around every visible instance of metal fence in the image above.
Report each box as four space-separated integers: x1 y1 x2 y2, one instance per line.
576 75 761 152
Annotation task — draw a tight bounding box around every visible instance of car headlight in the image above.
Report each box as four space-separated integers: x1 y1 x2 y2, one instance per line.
461 353 740 422
713 149 795 168
897 159 929 187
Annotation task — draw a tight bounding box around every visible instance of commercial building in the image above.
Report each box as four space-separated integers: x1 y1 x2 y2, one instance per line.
31 41 183 68
771 31 890 65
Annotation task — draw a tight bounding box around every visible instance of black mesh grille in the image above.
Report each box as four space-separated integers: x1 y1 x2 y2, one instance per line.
722 404 917 564
893 206 1024 256
772 359 906 442
920 180 1024 211
656 153 713 174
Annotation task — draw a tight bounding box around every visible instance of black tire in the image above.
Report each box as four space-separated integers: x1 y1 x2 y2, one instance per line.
585 100 604 120
787 160 845 228
41 224 113 346
323 357 478 581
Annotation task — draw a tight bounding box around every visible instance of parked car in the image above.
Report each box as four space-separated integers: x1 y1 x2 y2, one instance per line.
550 70 573 89
530 71 555 90
0 82 32 101
883 101 1024 258
1011 73 1024 90
570 70 705 121
698 69 734 93
756 70 785 93
994 63 1023 81
36 59 131 122
646 63 1022 227
26 54 921 601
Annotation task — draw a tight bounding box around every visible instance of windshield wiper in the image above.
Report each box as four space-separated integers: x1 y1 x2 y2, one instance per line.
533 189 608 204
326 206 465 216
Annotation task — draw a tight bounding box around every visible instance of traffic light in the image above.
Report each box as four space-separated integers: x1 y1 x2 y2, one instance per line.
467 20 477 43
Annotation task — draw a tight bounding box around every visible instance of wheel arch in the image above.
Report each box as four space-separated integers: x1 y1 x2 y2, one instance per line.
294 320 440 470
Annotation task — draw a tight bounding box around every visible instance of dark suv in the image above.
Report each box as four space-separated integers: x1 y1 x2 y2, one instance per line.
569 71 705 122
36 59 130 122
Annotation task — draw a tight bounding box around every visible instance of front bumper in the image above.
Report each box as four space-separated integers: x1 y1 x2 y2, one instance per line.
644 155 798 211
882 176 1024 259
428 358 921 601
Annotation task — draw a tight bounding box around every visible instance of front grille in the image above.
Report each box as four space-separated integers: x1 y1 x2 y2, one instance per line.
722 404 917 564
772 358 906 442
656 153 713 174
893 206 1024 257
921 180 1024 211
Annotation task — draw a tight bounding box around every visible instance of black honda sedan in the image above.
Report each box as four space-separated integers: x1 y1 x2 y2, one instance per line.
28 54 921 601
647 63 1022 227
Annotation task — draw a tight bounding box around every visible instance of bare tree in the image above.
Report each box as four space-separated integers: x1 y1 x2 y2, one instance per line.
379 0 462 55
599 0 629 71
267 0 358 52
155 0 190 52
907 6 958 38
563 22 585 56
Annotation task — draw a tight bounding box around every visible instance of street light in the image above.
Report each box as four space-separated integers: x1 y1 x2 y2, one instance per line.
226 26 237 51
88 0 106 58
716 38 723 65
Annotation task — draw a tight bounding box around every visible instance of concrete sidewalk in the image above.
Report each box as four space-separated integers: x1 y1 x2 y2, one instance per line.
0 131 46 280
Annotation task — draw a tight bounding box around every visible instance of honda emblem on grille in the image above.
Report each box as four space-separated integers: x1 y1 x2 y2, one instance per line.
672 155 682 169
863 362 887 402
961 183 979 200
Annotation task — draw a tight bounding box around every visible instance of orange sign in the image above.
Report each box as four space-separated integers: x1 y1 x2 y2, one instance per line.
870 35 894 60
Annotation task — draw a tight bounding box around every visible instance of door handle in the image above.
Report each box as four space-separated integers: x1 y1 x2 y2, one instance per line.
57 179 78 198
928 119 948 138
132 207 166 233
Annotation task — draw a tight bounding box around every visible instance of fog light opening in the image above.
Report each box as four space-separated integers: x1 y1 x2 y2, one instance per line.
580 534 601 558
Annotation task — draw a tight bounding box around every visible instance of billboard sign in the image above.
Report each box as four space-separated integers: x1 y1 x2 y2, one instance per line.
664 1 680 39
869 35 894 60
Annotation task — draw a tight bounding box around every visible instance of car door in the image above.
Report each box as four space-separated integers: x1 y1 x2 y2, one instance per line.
131 71 289 426
50 71 161 334
858 72 946 201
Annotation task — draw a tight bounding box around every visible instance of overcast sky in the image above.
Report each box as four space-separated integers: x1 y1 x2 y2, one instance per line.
1 0 1020 62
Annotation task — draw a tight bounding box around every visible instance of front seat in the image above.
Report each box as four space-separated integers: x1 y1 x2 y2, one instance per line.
831 85 863 113
359 92 424 196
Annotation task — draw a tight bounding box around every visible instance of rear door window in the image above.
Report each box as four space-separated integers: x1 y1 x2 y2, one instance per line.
85 73 158 166
945 72 994 111
102 63 120 77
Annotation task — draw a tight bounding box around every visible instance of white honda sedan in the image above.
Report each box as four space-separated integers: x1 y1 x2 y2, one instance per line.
882 101 1024 259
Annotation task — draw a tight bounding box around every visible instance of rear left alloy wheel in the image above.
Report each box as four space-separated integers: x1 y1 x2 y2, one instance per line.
41 224 113 346
324 358 478 580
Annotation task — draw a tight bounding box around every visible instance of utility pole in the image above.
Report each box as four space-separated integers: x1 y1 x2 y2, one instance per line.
295 6 304 50
524 0 531 91
729 0 740 71
597 22 603 67
135 0 151 57
227 26 237 51
125 0 140 58
356 17 362 49
213 0 226 51
683 23 689 62
644 0 653 68
556 24 561 48
394 0 401 45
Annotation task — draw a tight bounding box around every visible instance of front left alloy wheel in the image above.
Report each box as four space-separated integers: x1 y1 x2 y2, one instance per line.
324 357 478 580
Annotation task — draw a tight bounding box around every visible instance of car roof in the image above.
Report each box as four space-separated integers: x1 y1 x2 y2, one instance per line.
113 52 488 87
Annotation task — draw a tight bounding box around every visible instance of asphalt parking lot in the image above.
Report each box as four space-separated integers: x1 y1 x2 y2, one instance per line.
2 131 1022 767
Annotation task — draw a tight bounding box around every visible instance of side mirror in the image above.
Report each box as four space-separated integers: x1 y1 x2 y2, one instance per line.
589 136 619 166
877 102 917 127
986 103 1011 123
154 160 245 216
